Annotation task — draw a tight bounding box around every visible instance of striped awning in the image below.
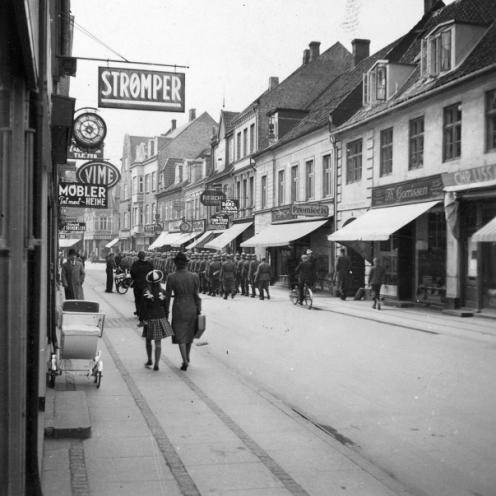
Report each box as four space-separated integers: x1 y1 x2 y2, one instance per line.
205 222 253 250
105 238 119 248
472 216 496 242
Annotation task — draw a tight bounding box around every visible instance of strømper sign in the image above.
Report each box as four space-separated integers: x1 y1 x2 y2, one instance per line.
98 66 185 112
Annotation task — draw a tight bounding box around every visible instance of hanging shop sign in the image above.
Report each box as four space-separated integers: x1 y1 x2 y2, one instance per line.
76 160 121 188
98 67 185 112
58 182 108 208
61 221 86 232
200 189 226 206
67 139 104 160
210 214 229 227
73 111 107 149
372 174 444 207
221 199 239 214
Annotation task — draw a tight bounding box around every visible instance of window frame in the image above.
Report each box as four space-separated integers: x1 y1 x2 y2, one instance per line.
261 175 267 209
443 102 462 162
290 164 298 203
305 159 314 201
409 116 424 169
379 127 393 177
277 169 285 206
322 154 332 197
485 89 496 152
346 139 363 184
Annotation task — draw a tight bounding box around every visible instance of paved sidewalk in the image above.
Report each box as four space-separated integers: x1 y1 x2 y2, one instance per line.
42 269 495 495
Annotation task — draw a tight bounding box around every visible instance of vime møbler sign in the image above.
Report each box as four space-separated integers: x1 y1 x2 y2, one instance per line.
98 67 185 112
372 174 443 207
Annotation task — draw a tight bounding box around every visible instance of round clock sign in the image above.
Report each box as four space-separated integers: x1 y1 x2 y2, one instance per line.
73 112 107 149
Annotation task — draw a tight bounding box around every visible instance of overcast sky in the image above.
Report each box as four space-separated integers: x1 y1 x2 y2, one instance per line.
69 0 429 166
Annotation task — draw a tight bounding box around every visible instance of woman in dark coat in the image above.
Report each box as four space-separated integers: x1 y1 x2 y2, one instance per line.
165 252 202 371
141 270 174 371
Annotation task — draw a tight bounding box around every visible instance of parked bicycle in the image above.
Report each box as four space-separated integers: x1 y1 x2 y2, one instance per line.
289 282 313 309
115 270 133 294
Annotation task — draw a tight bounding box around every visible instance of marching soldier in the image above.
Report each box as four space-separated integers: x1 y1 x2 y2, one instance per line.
248 253 259 298
241 253 250 296
255 256 271 300
220 253 236 299
208 254 221 296
198 252 208 293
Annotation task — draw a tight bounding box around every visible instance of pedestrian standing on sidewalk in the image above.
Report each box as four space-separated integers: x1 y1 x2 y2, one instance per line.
61 248 85 299
368 257 386 310
130 251 154 326
255 257 271 300
336 248 351 300
165 252 202 371
141 270 174 371
105 252 116 293
295 254 313 305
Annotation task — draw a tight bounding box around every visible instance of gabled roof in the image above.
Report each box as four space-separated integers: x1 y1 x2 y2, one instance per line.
124 135 149 162
234 41 353 124
221 110 239 132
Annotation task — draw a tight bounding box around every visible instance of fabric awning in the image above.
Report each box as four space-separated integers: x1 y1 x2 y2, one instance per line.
328 200 440 242
170 231 200 248
472 216 496 242
185 230 223 250
205 222 253 250
148 231 170 250
59 238 81 248
105 238 119 248
240 220 326 248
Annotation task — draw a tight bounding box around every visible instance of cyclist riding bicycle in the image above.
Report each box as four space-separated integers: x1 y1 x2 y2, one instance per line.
294 254 313 305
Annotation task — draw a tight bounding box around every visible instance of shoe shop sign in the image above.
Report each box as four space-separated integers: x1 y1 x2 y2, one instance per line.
98 66 185 112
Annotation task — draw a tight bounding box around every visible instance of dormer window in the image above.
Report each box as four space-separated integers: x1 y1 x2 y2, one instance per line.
423 26 452 77
363 62 387 106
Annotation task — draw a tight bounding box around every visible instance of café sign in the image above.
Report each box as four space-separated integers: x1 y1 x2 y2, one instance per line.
76 160 121 188
98 66 185 112
372 174 443 207
58 182 108 209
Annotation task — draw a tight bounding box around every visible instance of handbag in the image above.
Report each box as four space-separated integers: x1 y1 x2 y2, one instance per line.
194 314 206 339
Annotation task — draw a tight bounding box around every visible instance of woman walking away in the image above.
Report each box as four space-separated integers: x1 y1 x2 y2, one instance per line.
368 257 386 310
142 270 174 371
165 252 202 371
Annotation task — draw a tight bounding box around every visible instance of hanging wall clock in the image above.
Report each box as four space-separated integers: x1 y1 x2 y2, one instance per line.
73 112 107 149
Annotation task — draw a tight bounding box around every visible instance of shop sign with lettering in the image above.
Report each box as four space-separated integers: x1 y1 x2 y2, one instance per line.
221 199 239 214
76 160 121 188
67 140 104 160
200 189 226 206
272 206 295 223
62 221 86 232
372 174 443 207
58 182 108 209
98 67 185 112
144 224 162 234
442 163 496 189
291 203 329 217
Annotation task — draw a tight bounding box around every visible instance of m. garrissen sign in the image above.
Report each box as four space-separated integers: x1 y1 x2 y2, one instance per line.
98 66 185 112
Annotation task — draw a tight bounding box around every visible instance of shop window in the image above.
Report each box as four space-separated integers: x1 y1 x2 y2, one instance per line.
409 116 424 169
443 103 461 161
485 89 496 151
380 128 393 176
346 139 362 183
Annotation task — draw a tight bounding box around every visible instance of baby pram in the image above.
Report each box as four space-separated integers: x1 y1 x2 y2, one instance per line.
47 300 105 388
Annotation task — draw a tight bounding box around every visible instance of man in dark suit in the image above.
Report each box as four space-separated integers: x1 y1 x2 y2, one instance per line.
130 251 154 325
105 252 116 293
294 254 313 305
336 248 352 300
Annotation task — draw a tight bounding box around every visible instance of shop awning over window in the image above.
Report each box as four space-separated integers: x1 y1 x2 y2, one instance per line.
185 230 223 250
59 238 81 248
240 220 327 248
328 200 440 242
205 222 253 250
148 231 170 250
105 238 119 248
472 216 496 242
170 231 200 248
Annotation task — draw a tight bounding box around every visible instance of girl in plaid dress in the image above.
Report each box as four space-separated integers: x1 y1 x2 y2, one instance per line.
142 270 174 371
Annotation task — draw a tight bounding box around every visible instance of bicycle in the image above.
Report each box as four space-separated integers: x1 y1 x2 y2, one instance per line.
289 282 313 309
115 270 133 294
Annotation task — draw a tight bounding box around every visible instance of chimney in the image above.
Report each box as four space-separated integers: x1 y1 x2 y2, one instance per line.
424 0 436 14
302 49 310 65
309 41 321 62
351 38 370 67
188 108 196 121
171 119 176 131
268 77 279 91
